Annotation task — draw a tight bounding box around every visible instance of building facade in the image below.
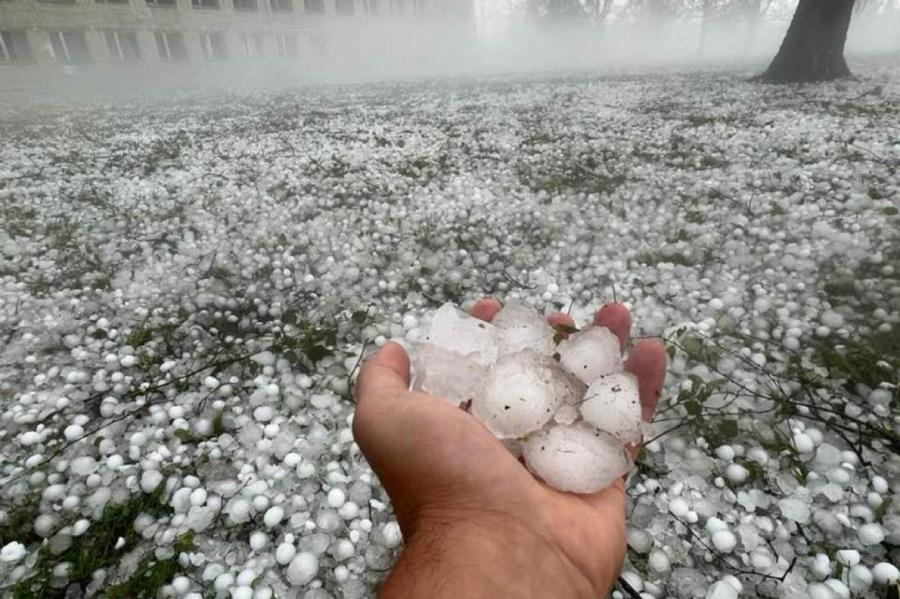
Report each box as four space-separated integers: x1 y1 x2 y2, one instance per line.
0 0 474 66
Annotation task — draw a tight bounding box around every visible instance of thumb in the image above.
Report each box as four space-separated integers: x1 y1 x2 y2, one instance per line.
354 341 411 403
352 342 414 484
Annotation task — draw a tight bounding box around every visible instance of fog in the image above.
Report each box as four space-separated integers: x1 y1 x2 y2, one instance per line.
1 1 899 103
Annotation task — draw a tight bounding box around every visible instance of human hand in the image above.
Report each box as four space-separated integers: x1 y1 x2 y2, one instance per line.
352 300 668 599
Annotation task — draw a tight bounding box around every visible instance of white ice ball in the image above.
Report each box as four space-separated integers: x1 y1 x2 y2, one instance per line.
580 372 642 443
326 488 346 509
263 506 284 529
557 326 622 384
275 543 296 565
522 424 630 493
172 575 191 595
0 542 27 563
231 586 253 599
848 565 872 592
647 549 670 574
793 432 814 454
381 521 402 548
249 531 268 552
873 562 899 585
858 523 884 546
422 303 498 366
285 552 318 585
34 514 58 537
410 343 487 407
725 464 749 485
492 301 555 356
711 530 737 553
473 351 560 439
836 550 860 567
213 572 234 592
140 469 163 493
63 424 84 441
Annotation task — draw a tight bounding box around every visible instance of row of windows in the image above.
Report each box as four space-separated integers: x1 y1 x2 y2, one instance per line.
10 0 364 14
0 31 32 63
0 29 307 64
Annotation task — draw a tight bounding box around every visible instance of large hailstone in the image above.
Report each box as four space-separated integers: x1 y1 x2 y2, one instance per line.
410 343 486 406
409 301 643 494
473 351 560 438
557 326 622 384
580 372 642 444
522 424 632 493
421 303 498 366
492 301 555 356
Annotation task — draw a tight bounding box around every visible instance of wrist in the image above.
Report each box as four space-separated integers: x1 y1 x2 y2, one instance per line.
378 510 606 599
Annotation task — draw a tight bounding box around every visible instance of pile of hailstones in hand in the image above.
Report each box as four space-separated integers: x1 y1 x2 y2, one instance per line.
409 302 645 493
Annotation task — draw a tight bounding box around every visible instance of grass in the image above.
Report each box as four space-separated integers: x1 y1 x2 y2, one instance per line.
650 323 899 486
9 488 181 599
0 493 44 549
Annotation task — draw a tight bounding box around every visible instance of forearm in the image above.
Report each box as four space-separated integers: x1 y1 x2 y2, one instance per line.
377 518 602 599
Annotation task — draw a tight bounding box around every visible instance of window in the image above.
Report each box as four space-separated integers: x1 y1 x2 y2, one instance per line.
335 0 356 15
270 0 293 12
365 0 378 14
96 0 129 4
155 31 188 62
311 33 327 57
239 33 263 58
192 0 219 7
199 32 228 61
274 33 299 58
303 0 322 12
146 0 176 7
233 0 257 9
0 31 32 63
49 31 91 64
37 0 76 4
104 30 141 62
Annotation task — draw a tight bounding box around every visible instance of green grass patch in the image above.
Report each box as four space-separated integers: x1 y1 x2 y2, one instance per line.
11 489 177 599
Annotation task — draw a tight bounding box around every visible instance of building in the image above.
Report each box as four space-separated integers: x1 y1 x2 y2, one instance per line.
0 0 474 66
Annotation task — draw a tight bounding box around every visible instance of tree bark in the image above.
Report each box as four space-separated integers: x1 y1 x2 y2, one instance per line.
760 0 855 83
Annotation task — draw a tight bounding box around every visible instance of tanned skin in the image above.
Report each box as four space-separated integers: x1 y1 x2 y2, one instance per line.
353 300 668 599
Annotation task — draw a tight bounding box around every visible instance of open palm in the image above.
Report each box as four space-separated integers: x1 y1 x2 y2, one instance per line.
353 299 667 598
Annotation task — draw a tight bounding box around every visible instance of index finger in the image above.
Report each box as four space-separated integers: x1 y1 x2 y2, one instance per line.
470 297 502 322
593 303 631 350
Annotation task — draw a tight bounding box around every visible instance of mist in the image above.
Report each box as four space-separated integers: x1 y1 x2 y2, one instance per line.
2 0 898 104
2 0 899 596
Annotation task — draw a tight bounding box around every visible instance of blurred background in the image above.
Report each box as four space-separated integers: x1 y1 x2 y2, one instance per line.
1 0 898 93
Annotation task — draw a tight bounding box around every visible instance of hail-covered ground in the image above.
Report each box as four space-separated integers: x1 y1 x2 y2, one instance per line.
0 60 898 599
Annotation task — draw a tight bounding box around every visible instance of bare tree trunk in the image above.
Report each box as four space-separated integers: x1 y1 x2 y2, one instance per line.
697 1 710 57
760 0 855 82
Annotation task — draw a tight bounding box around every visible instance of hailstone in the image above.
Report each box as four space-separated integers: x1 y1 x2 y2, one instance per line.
492 301 555 356
410 343 486 407
422 303 498 366
473 351 560 438
522 424 632 493
557 326 623 384
580 372 642 443
410 301 645 494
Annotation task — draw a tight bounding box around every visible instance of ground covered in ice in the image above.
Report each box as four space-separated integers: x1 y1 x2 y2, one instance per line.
0 60 898 599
